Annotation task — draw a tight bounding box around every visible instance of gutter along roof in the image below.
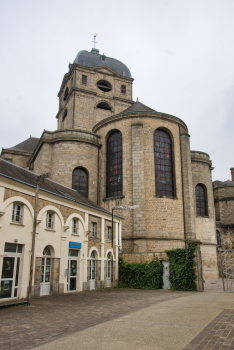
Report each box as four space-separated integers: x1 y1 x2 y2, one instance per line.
0 159 122 218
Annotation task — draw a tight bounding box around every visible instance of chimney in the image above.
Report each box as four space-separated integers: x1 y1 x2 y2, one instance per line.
231 168 234 181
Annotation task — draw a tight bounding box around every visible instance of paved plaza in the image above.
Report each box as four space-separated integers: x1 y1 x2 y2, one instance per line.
0 282 234 350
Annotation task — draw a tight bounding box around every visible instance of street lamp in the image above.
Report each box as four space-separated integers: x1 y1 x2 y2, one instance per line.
111 205 139 289
28 172 50 306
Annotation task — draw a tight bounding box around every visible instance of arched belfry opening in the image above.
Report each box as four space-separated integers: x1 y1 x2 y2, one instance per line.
97 102 111 111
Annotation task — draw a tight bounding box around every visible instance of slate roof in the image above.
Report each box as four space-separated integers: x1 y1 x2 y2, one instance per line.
2 137 39 154
115 101 156 116
0 159 113 215
213 180 234 188
74 49 132 78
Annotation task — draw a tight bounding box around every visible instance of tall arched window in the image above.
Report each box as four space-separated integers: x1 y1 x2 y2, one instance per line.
154 129 174 197
106 131 122 198
72 167 88 198
195 184 207 216
216 230 221 246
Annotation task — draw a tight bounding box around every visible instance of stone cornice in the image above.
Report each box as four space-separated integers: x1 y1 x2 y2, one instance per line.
92 111 188 133
190 151 212 167
56 88 133 119
28 129 101 165
122 237 185 241
214 197 234 202
216 223 234 228
1 149 32 157
58 63 134 97
190 157 212 167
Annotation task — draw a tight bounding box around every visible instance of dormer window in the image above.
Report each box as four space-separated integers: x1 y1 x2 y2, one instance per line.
97 80 112 92
62 109 67 122
97 102 111 111
12 203 23 224
63 87 69 101
122 71 126 76
101 54 106 61
82 75 87 85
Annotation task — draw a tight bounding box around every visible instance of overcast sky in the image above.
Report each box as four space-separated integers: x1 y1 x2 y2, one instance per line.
0 0 233 181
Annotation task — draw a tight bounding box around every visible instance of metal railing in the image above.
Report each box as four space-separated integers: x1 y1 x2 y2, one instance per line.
220 249 234 291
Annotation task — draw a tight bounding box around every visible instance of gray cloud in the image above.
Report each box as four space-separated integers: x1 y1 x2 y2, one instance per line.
0 0 233 181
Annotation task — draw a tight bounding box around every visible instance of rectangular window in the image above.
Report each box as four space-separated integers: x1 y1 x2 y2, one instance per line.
46 212 54 229
82 75 87 85
91 222 97 237
107 226 111 240
121 85 126 94
72 219 78 234
69 249 78 257
12 204 23 224
4 243 23 253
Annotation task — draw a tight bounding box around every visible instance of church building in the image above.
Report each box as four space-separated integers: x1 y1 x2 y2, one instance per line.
1 47 219 280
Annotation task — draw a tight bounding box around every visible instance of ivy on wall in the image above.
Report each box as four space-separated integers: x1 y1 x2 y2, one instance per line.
165 243 197 291
119 258 163 289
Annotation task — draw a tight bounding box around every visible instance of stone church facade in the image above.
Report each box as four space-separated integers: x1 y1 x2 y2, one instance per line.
1 47 219 279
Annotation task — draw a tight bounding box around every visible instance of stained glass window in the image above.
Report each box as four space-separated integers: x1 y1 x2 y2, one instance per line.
154 129 174 197
106 131 122 198
195 184 207 216
72 168 88 198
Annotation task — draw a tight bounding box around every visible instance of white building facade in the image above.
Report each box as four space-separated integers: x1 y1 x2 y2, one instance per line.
0 159 122 302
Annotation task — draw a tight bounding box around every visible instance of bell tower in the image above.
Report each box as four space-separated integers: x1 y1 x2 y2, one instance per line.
56 48 134 132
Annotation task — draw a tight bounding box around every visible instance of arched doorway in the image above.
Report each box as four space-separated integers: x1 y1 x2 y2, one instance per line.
89 251 96 290
40 246 52 296
106 252 111 287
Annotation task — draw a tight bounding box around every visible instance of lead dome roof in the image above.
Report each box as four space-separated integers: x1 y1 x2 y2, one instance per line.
74 49 132 78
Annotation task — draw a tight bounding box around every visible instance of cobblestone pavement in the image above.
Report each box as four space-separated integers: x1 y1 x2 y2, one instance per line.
0 289 189 350
183 309 234 350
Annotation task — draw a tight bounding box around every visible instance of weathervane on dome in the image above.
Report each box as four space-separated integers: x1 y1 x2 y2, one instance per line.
92 33 98 48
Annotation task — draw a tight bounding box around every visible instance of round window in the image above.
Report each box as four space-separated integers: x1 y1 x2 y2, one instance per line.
97 80 112 92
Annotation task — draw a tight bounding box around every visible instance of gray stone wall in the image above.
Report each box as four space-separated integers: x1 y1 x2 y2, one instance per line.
191 151 219 278
1 151 30 169
33 134 99 203
57 67 133 132
215 186 234 249
97 114 186 256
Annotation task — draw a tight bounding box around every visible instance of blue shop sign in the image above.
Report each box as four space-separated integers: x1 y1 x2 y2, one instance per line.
69 241 82 249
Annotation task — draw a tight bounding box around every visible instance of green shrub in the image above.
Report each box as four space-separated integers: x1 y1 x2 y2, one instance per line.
119 258 163 289
165 243 197 291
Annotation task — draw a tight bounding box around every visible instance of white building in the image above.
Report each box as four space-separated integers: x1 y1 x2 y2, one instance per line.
0 159 122 301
